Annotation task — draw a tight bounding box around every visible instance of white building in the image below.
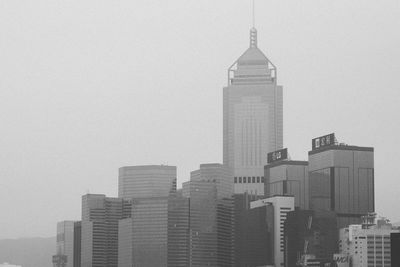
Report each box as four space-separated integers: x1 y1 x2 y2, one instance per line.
223 27 283 196
339 217 399 267
250 195 294 267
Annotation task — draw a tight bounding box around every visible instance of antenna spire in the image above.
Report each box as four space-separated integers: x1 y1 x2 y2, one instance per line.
252 0 255 28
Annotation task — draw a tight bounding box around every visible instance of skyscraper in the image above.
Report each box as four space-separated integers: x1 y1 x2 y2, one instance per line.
187 163 234 267
118 165 177 199
308 133 374 229
117 165 177 267
223 27 283 195
54 221 80 267
81 194 132 267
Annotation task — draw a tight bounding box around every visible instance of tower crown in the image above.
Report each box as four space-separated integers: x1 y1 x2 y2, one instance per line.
250 27 257 48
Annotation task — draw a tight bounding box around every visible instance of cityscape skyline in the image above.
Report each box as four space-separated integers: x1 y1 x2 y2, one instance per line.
0 0 399 240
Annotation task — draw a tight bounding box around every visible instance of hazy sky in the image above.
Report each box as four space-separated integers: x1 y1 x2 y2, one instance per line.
0 0 399 239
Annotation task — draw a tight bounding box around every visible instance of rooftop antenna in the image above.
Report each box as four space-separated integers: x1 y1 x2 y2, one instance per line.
252 0 256 28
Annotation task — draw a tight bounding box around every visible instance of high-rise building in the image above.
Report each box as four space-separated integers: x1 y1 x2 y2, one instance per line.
119 197 169 267
167 190 190 267
391 232 400 267
265 148 309 209
118 165 177 199
81 194 132 267
339 216 399 267
117 165 177 267
250 195 295 267
234 193 271 267
284 209 338 267
188 163 234 267
223 27 283 195
53 221 81 267
308 133 374 229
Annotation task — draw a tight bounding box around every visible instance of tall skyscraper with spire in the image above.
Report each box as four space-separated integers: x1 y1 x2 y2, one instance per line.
223 27 283 195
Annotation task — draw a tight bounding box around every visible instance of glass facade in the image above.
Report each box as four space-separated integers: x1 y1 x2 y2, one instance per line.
265 161 309 209
167 192 190 267
188 164 234 267
81 194 132 267
118 165 177 199
309 146 374 229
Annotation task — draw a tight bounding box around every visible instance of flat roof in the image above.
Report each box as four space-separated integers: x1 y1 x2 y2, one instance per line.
308 145 374 155
264 160 308 169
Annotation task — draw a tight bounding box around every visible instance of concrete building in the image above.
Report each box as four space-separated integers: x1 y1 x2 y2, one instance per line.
265 148 309 209
284 209 338 267
223 27 283 195
81 194 132 267
53 221 81 267
251 195 294 267
118 165 177 199
188 163 234 267
339 216 399 267
308 133 374 228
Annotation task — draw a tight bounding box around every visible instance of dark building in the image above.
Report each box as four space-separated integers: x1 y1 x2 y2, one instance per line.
186 163 234 267
391 232 400 267
167 190 190 267
284 209 338 267
308 133 374 229
81 194 132 267
265 149 309 209
73 221 81 267
234 193 272 267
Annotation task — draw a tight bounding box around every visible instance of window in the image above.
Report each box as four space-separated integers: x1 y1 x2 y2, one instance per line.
252 177 255 183
248 177 251 183
239 177 242 183
261 177 265 183
257 177 260 183
243 177 246 183
234 177 237 183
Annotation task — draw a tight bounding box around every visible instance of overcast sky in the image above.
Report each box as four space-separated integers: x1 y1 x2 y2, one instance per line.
0 0 399 239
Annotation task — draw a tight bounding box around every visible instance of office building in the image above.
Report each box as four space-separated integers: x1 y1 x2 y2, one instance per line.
251 195 294 267
265 148 309 209
284 209 338 267
167 190 190 267
223 27 283 195
117 165 177 267
188 163 234 267
391 232 400 267
234 193 271 267
81 194 132 267
118 197 169 267
53 221 81 267
118 165 177 198
339 216 399 267
308 133 374 228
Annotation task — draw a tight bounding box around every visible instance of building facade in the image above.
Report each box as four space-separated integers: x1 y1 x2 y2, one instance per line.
308 134 374 228
118 165 177 199
188 163 234 267
250 195 294 267
223 27 283 195
339 218 399 267
391 232 400 267
53 221 81 267
81 194 132 267
265 154 309 209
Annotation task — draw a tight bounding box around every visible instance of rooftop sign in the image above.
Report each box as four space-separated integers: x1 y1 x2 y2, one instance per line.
312 133 335 150
267 148 288 164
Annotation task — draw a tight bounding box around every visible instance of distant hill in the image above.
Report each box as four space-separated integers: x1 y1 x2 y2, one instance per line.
0 237 55 267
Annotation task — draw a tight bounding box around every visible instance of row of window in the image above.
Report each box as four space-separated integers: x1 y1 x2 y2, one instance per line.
234 176 265 184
